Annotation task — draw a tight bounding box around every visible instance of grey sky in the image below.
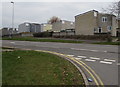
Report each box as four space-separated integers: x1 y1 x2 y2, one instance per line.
1 2 115 28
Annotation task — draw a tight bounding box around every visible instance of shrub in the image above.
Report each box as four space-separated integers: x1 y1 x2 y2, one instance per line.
33 31 53 37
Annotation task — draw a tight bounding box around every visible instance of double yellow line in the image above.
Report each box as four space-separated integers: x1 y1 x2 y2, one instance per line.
35 50 104 87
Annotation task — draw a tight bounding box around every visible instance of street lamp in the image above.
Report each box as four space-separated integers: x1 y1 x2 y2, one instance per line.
10 1 14 37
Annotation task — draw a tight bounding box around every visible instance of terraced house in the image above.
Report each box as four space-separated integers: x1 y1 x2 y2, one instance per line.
18 22 41 33
75 10 119 36
52 20 75 32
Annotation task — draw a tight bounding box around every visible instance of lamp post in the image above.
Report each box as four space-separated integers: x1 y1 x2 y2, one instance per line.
10 1 14 37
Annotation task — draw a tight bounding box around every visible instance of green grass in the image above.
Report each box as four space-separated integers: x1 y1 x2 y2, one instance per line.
2 37 83 43
2 50 85 85
93 42 120 45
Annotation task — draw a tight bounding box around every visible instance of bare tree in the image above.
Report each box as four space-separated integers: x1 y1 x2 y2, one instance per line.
48 16 61 24
102 1 120 18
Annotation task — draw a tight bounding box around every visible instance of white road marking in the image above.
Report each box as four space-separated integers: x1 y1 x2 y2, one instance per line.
100 61 112 64
75 58 82 60
89 57 100 60
77 56 87 58
10 42 15 44
67 55 74 57
79 49 88 51
90 50 99 52
117 63 120 65
104 59 116 62
71 48 108 53
85 59 96 62
71 48 79 50
103 51 107 53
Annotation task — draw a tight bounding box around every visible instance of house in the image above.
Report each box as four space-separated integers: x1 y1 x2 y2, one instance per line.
75 10 118 36
0 27 18 37
18 22 41 33
116 19 120 36
41 23 52 32
52 20 75 32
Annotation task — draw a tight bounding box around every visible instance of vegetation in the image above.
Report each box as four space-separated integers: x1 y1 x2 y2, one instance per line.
48 16 61 24
2 50 85 85
93 42 120 45
2 37 83 43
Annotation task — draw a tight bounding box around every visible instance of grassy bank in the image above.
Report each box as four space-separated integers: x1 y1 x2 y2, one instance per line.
93 42 120 45
3 37 83 44
2 50 85 85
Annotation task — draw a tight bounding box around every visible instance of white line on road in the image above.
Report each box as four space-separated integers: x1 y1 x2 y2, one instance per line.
79 49 88 51
103 51 107 53
71 48 79 50
117 63 120 65
90 50 99 52
89 57 100 60
100 61 112 64
77 56 87 58
67 55 74 57
75 58 82 60
10 42 15 44
104 59 116 62
85 59 96 62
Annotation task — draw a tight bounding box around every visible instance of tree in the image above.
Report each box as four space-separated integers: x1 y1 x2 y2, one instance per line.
102 1 120 18
48 16 61 24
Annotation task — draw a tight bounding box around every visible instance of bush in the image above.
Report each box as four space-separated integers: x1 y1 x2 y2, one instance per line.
33 31 53 37
53 35 111 41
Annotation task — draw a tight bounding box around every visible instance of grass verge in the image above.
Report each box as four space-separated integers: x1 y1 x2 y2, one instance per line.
2 50 85 85
93 42 120 45
2 37 83 43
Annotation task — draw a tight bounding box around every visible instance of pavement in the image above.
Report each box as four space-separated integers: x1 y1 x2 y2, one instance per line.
2 40 119 86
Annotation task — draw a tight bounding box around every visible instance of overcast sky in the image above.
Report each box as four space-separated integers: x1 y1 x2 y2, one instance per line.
1 0 119 28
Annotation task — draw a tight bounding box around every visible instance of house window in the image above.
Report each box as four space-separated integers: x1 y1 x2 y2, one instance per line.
94 28 97 33
25 23 29 27
98 27 102 33
102 17 107 22
62 21 65 24
107 26 112 31
70 22 73 25
94 12 97 17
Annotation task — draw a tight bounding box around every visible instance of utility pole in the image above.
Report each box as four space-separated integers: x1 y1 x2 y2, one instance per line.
10 1 14 38
118 1 120 20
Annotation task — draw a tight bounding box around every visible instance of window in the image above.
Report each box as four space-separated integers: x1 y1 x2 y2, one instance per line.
62 21 65 24
94 12 97 17
94 28 97 33
107 26 112 31
98 27 102 33
70 22 73 25
25 23 29 27
102 17 107 22
44 24 46 26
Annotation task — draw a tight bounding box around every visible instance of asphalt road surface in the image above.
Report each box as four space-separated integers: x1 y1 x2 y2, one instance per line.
2 40 119 86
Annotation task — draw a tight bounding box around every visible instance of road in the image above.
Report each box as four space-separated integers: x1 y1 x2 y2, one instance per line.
2 40 119 86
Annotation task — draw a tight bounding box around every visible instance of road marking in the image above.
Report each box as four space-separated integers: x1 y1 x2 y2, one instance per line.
104 59 116 62
100 61 112 64
77 56 87 58
75 58 82 60
79 49 88 51
10 42 15 44
71 48 79 50
117 63 120 65
90 57 100 60
90 50 99 52
85 59 96 62
103 51 107 52
67 55 74 57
